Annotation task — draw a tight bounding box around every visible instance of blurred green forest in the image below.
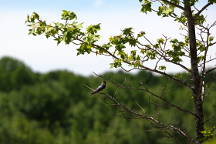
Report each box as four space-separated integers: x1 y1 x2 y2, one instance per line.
0 56 215 144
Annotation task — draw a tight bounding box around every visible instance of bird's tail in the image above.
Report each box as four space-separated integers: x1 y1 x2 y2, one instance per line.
83 84 96 95
91 91 96 95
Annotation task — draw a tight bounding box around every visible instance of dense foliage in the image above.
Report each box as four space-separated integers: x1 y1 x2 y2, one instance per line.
0 56 215 144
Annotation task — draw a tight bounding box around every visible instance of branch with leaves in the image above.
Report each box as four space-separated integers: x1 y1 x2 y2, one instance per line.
26 0 216 143
26 11 193 89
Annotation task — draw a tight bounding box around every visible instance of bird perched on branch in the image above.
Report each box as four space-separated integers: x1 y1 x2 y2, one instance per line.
91 81 106 94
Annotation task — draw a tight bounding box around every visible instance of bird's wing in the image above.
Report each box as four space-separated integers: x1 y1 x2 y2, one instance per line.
91 83 105 94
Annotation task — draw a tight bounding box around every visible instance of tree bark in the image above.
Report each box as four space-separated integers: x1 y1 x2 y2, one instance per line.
184 1 204 143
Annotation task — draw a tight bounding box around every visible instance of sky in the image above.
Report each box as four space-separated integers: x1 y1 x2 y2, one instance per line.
0 0 215 76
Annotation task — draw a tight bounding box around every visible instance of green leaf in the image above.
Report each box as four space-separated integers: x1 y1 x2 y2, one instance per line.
45 26 57 38
159 66 166 70
194 14 205 25
175 15 187 24
61 10 77 20
157 38 165 44
197 41 206 52
157 6 174 17
101 43 111 50
209 36 214 42
188 0 198 6
134 60 141 67
198 56 205 63
86 24 101 34
209 0 216 3
26 12 40 23
122 27 133 36
118 51 128 59
32 12 40 20
54 36 63 45
137 31 146 38
77 42 92 55
146 51 156 60
140 0 152 13
128 38 137 47
110 59 122 68
63 31 72 44
170 0 180 5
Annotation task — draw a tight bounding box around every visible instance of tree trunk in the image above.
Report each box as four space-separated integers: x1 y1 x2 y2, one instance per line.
184 1 204 143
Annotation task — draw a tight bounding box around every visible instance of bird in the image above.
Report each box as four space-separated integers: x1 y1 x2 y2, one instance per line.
91 81 106 94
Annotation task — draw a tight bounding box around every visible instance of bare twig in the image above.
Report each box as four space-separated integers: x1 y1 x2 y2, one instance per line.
93 73 196 117
120 66 138 72
83 84 95 93
99 92 195 142
206 67 216 74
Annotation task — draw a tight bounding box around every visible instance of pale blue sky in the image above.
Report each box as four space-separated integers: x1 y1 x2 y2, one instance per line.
0 0 144 75
0 0 140 11
0 1 215 75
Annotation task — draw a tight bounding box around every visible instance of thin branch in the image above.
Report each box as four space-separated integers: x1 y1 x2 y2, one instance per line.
93 73 196 117
198 21 216 76
193 5 199 12
51 24 192 89
205 57 216 64
141 36 191 73
201 27 210 79
120 66 138 72
162 56 191 72
209 41 216 47
85 79 197 143
208 20 216 30
139 65 191 89
199 57 216 67
154 56 163 70
140 86 197 117
83 84 95 93
93 42 192 88
196 2 213 16
206 67 216 74
99 92 195 142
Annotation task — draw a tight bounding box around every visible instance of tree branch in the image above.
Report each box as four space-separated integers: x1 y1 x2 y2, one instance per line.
159 0 185 10
93 72 196 117
196 2 213 16
139 65 191 89
139 36 191 73
139 86 197 117
99 92 195 142
95 42 192 89
206 67 216 74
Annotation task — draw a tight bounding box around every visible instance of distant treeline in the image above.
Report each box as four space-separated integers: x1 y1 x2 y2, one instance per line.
0 56 215 144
